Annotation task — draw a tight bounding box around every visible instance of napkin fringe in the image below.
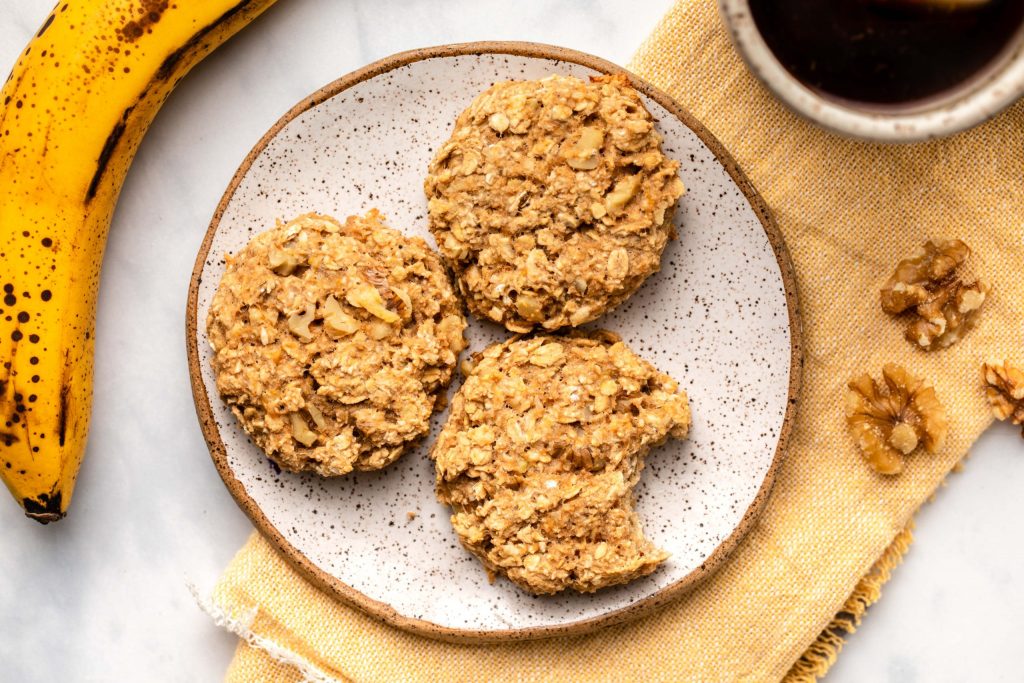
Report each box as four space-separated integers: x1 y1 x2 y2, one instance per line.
783 524 915 682
189 583 342 683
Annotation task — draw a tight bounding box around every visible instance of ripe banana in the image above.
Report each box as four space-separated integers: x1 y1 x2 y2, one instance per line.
0 0 278 522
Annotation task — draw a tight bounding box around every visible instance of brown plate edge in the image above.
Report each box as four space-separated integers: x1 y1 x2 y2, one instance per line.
185 40 804 644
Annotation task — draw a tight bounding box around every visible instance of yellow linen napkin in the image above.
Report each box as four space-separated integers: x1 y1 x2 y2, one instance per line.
209 1 1024 680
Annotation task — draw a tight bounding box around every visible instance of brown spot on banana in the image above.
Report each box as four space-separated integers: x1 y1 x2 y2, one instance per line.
36 13 56 38
85 108 132 203
57 384 70 448
117 1 171 43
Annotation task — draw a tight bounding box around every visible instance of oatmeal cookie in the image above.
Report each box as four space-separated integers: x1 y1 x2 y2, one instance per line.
425 74 685 333
207 212 467 476
432 331 691 594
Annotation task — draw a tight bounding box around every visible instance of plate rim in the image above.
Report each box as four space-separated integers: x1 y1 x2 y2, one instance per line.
185 40 803 643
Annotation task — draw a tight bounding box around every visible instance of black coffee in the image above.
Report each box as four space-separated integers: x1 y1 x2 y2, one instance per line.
748 0 1024 106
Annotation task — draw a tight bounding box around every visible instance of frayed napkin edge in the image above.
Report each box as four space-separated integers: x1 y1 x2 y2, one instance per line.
189 582 342 683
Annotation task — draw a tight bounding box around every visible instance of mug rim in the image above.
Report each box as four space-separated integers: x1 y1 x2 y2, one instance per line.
719 0 1024 142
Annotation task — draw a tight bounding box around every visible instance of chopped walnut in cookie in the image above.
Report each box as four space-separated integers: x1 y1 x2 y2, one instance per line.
982 360 1024 436
880 239 989 350
845 364 949 475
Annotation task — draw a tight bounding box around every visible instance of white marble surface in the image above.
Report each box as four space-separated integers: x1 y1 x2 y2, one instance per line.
0 1 1021 681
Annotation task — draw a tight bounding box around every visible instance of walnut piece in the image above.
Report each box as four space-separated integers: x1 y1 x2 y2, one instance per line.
845 364 949 475
562 126 604 170
320 295 358 338
605 173 642 215
268 247 303 276
982 360 1024 436
286 304 316 342
880 239 989 350
346 282 400 323
289 412 318 447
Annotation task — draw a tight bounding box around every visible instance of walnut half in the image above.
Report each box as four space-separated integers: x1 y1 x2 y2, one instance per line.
880 239 989 351
982 360 1024 437
845 364 949 475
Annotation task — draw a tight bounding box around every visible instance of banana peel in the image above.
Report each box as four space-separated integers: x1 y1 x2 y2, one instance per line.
0 0 278 522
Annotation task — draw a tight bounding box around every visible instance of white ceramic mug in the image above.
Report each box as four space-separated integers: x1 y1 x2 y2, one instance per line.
719 0 1024 142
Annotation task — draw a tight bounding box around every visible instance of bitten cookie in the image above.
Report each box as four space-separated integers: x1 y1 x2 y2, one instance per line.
425 73 685 333
207 211 466 476
432 331 691 594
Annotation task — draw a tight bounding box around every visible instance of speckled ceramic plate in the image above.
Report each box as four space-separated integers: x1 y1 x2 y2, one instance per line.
187 42 802 642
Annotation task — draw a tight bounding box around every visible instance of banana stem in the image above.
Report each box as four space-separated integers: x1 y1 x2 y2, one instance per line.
25 511 65 525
